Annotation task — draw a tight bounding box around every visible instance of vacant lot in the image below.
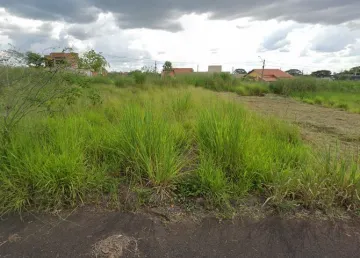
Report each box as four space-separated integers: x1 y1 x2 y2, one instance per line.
1 70 360 257
223 93 360 152
269 77 360 114
0 68 359 213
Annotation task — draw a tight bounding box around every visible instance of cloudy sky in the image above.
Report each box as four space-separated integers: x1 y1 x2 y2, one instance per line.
1 1 360 73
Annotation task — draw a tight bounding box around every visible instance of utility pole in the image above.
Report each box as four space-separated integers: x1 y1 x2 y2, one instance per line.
154 61 157 73
258 56 265 81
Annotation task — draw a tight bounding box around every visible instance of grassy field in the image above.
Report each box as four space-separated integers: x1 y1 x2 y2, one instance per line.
0 70 359 215
270 77 360 113
109 72 270 96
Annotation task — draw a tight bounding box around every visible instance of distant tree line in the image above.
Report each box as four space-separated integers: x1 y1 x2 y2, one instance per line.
285 66 360 80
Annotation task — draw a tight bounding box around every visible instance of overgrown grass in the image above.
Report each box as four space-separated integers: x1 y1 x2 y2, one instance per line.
0 79 359 215
270 77 360 113
174 73 269 96
294 91 360 113
100 72 269 96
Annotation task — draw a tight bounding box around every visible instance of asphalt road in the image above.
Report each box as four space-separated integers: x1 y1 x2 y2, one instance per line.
1 210 360 258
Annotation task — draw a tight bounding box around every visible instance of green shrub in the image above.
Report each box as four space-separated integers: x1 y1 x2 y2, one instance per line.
244 84 268 96
89 76 114 85
114 76 134 88
269 77 317 97
303 98 314 105
336 103 349 110
62 73 90 88
314 96 324 105
133 71 146 85
328 100 336 106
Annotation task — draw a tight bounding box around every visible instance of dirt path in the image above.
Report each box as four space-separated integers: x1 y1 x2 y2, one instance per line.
1 210 360 258
221 93 360 152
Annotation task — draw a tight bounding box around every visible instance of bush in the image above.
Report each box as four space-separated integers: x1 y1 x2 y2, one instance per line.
133 71 146 85
314 96 324 105
89 76 114 85
62 73 90 88
269 77 317 97
336 103 349 110
114 76 134 88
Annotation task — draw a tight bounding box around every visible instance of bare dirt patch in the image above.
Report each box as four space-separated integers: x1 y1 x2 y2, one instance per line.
93 234 139 258
221 93 360 152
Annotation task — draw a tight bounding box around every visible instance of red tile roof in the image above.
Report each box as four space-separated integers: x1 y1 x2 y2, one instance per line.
48 52 79 59
248 69 293 82
173 68 194 74
262 75 278 82
162 68 193 77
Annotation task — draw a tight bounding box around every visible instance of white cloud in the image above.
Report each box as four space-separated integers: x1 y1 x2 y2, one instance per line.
1 5 360 73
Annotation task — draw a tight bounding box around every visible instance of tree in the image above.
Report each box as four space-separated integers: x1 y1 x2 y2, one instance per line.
0 48 87 146
78 50 109 73
25 51 44 68
141 65 156 74
311 70 332 78
286 69 302 76
233 68 247 75
349 66 360 74
162 61 173 72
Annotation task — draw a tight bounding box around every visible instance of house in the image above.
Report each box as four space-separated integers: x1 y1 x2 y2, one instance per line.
45 52 79 69
208 65 222 73
246 69 293 82
162 68 194 77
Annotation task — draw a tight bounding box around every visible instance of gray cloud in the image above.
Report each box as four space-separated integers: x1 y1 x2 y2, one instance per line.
0 18 70 52
1 1 99 23
236 24 250 30
346 21 360 31
261 25 299 51
279 48 290 53
311 26 356 52
67 26 91 41
2 1 360 32
346 41 360 56
300 48 310 57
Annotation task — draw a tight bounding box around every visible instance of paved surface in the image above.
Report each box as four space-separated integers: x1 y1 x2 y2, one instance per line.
1 210 360 257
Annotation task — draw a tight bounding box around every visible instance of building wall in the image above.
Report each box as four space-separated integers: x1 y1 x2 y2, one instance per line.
247 71 260 80
208 65 222 73
233 74 246 79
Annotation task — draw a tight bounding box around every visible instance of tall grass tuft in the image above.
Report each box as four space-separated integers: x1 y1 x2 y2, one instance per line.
118 104 186 193
0 117 114 213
